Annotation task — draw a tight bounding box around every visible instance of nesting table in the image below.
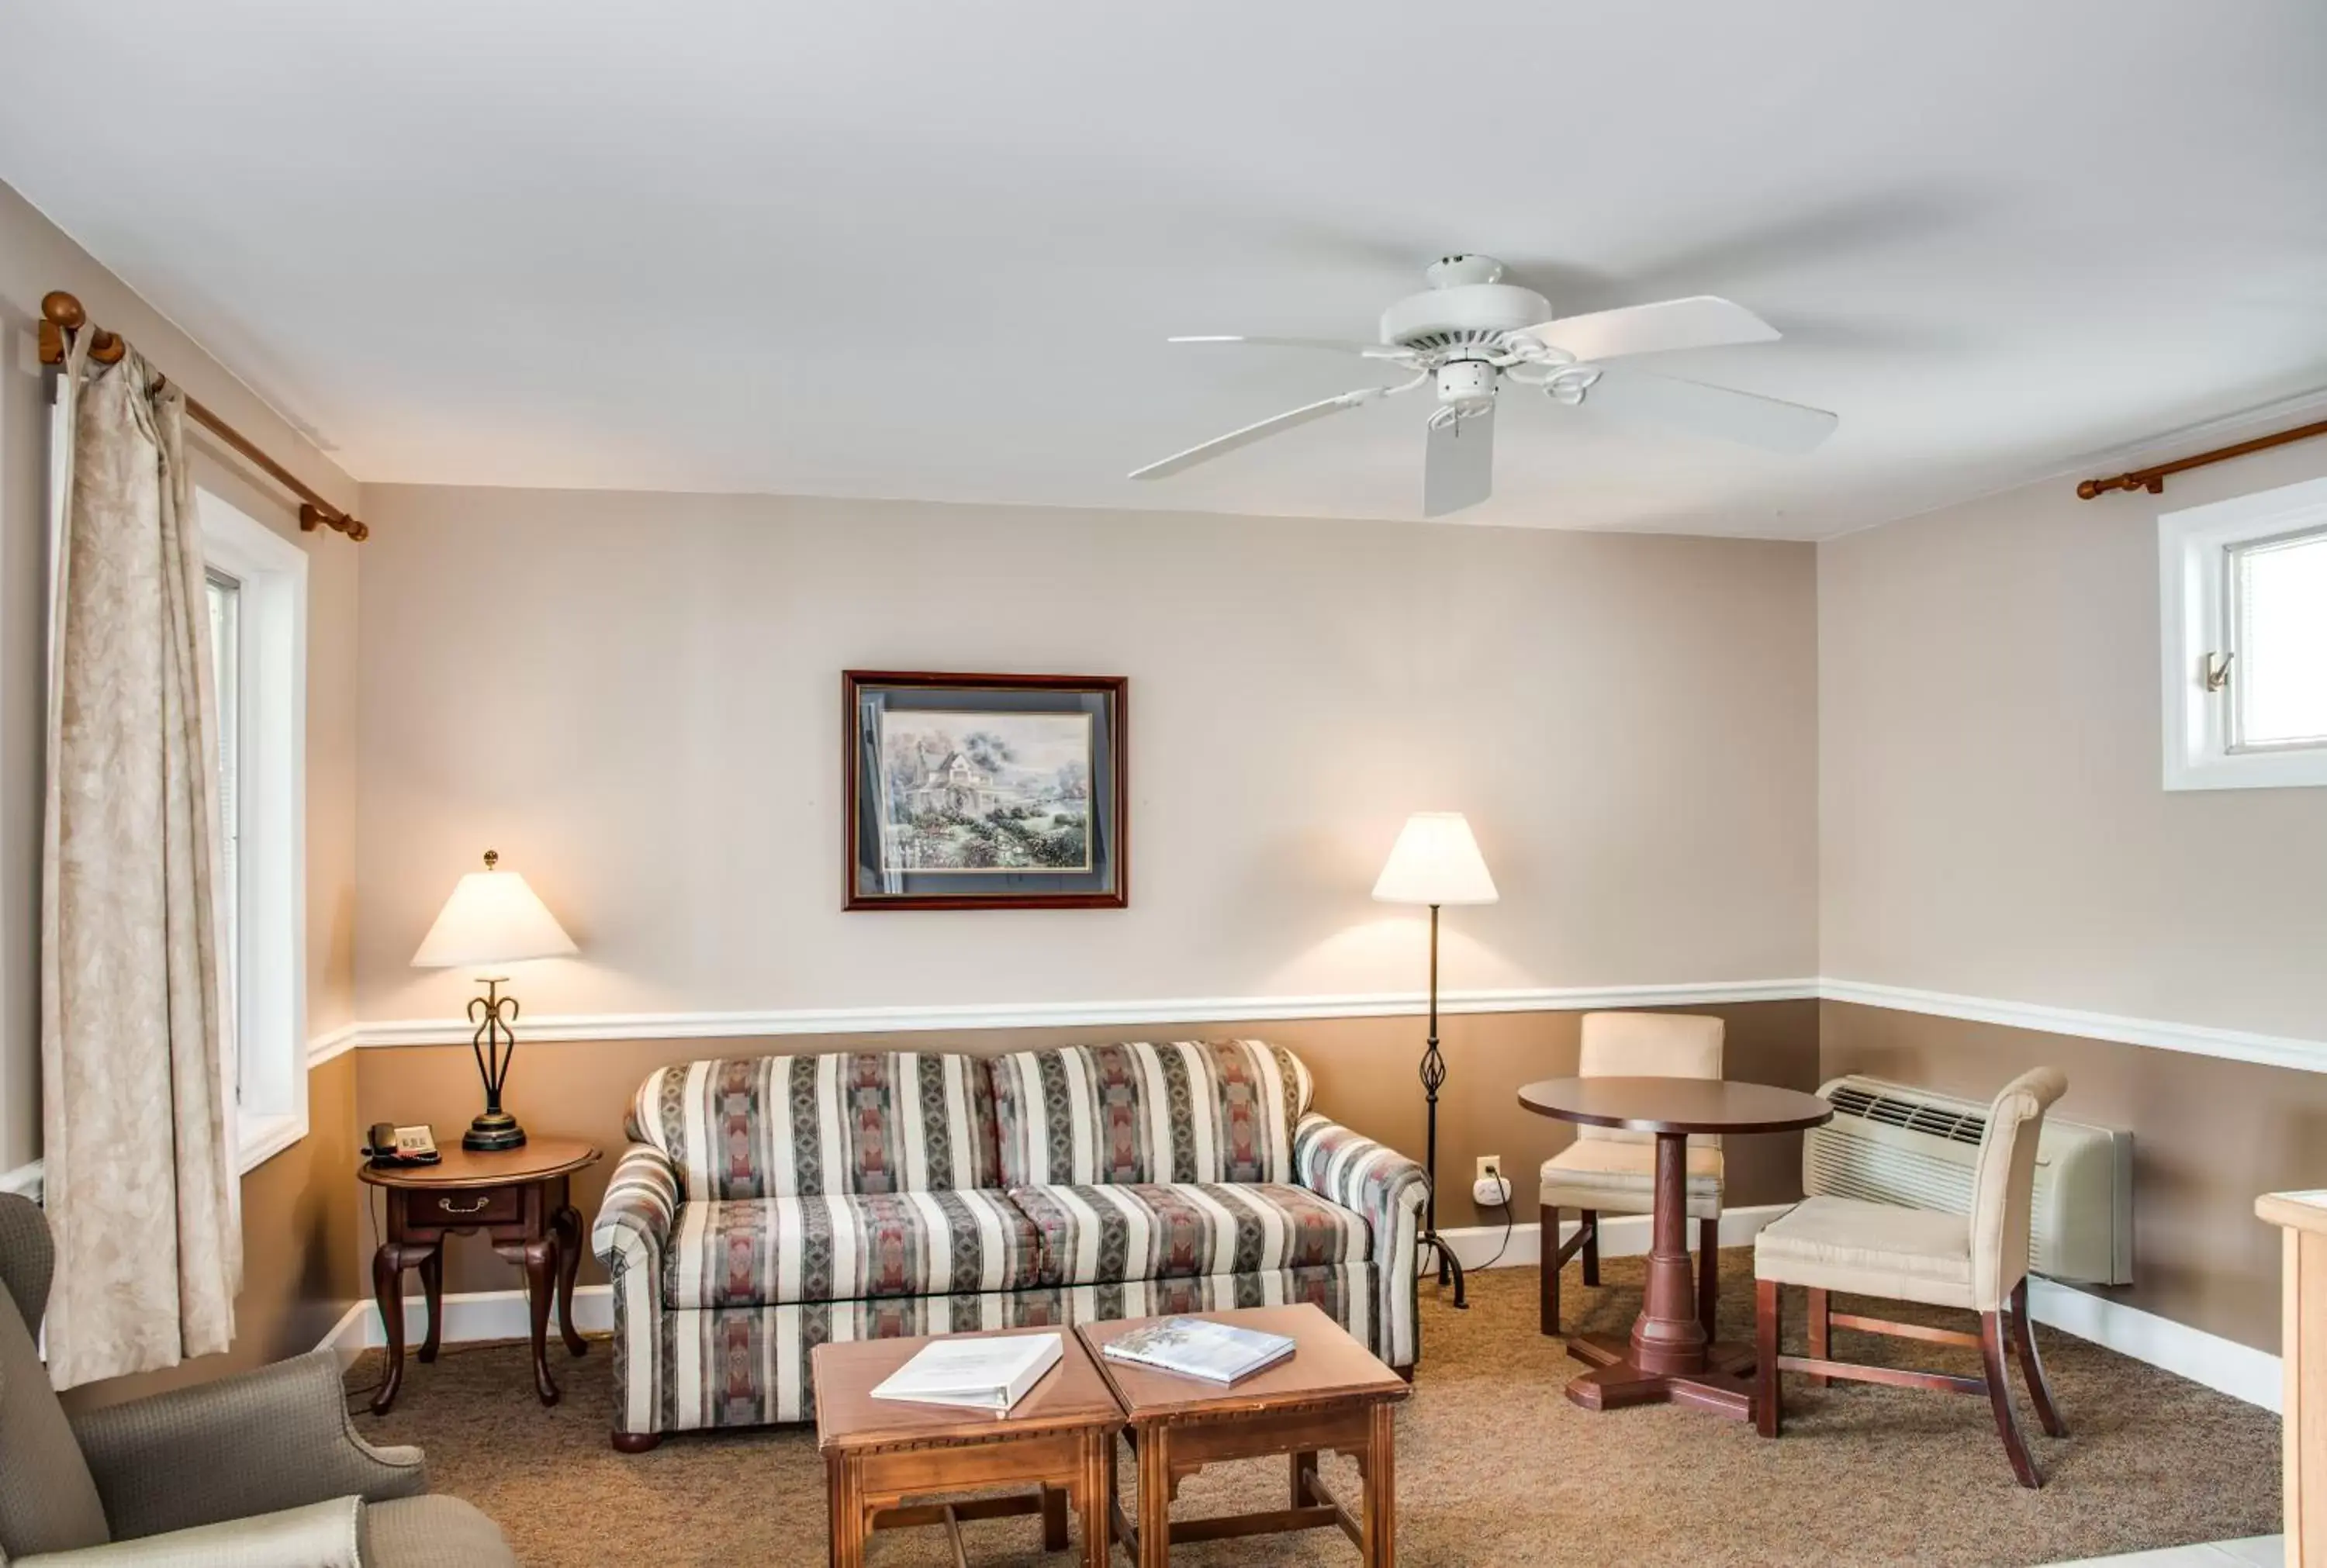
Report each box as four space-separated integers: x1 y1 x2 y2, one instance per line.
813 1303 1406 1566
1518 1076 1832 1419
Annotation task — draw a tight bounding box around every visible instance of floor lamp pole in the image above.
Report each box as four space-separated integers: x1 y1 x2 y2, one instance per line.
1417 901 1468 1309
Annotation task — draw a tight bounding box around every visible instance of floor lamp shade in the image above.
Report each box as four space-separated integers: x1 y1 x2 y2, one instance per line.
411 851 575 1151
1371 813 1499 907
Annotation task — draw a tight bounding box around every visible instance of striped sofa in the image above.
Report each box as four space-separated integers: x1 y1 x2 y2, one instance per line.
590 1040 1427 1447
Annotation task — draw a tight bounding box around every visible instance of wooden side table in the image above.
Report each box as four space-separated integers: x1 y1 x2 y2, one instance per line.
359 1137 601 1414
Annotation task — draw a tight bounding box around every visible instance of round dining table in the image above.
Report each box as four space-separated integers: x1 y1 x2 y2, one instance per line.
1517 1076 1833 1419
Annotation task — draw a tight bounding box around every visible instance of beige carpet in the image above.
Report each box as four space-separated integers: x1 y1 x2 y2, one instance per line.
347 1252 2278 1566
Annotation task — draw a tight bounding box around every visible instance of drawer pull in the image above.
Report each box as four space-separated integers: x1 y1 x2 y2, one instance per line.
437 1195 491 1214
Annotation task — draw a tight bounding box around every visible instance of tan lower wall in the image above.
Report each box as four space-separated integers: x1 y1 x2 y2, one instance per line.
61 1051 364 1412
1822 1000 2325 1355
356 1000 1821 1297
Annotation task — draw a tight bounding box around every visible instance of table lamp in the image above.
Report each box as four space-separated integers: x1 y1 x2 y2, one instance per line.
1372 811 1499 1310
411 850 577 1151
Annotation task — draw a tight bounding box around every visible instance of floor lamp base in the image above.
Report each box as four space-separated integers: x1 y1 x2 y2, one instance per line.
1420 1229 1468 1310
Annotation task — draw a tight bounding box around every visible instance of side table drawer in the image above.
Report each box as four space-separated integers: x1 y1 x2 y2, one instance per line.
415 1186 524 1227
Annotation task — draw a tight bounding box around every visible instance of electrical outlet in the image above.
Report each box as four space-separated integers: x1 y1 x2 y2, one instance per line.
1471 1154 1513 1208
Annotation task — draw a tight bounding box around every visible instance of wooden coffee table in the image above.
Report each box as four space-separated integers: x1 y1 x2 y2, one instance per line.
812 1327 1121 1568
1078 1304 1407 1567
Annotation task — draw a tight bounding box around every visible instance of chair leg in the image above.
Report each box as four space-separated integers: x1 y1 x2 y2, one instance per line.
1980 1311 2045 1488
1579 1210 1600 1287
2009 1278 2067 1437
1539 1204 1561 1337
1755 1277 1782 1438
1696 1215 1720 1335
1805 1287 1831 1388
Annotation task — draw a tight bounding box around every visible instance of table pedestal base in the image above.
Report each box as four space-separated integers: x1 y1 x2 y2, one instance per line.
1563 1333 1758 1420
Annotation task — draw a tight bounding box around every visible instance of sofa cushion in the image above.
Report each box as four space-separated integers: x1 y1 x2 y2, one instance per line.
629 1052 1001 1200
664 1190 1044 1309
1011 1182 1368 1287
990 1041 1314 1188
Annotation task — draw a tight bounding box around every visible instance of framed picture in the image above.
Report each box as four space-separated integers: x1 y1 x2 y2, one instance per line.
843 671 1128 910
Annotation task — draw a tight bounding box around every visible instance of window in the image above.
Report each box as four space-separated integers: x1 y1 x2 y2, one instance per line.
2159 475 2327 790
196 490 309 1170
206 572 241 1046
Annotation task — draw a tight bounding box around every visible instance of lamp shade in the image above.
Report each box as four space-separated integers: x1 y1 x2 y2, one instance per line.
410 852 578 969
1371 812 1499 906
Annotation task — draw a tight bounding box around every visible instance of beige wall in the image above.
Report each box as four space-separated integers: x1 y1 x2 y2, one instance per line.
1818 440 2327 1041
0 175 367 1397
354 484 1819 1027
1822 1000 2327 1352
1817 444 2327 1356
361 1000 1821 1297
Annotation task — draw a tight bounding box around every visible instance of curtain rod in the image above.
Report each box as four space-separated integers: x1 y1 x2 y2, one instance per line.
2077 416 2327 500
35 290 368 541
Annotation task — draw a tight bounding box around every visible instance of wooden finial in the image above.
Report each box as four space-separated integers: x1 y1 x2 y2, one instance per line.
41 291 85 330
482 849 500 871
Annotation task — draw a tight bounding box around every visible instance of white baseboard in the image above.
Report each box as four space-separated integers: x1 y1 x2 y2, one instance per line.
2025 1277 2281 1412
0 1161 43 1202
1438 1210 2281 1414
316 1284 614 1359
1435 1203 1793 1273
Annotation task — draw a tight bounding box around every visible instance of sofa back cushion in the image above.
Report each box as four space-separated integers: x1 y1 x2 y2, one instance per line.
990 1040 1314 1188
628 1052 1001 1199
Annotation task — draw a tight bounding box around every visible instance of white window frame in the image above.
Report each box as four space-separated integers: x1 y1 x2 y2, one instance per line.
2159 474 2327 792
197 489 310 1171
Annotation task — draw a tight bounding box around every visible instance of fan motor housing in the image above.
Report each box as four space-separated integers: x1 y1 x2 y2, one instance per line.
1380 281 1551 357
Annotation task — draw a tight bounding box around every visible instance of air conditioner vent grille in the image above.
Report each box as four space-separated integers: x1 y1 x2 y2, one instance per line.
1827 1084 1986 1147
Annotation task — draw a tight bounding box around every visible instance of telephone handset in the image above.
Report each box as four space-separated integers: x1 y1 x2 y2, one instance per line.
365 1123 442 1169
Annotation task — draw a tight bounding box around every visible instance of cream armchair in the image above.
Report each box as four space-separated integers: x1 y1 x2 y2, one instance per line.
1537 1011 1726 1339
0 1194 514 1566
1752 1066 2069 1487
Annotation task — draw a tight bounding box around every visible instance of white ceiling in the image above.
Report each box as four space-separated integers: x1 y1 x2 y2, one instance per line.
5 0 2325 538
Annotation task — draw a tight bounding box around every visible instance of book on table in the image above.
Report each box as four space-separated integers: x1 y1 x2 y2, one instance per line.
1101 1317 1298 1385
868 1332 1063 1414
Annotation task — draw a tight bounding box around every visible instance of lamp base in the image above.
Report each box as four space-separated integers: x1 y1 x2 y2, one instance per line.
462 1111 528 1152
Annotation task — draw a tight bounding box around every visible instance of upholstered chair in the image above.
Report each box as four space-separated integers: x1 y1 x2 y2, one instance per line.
0 1194 515 1566
1537 1011 1726 1339
1752 1066 2069 1487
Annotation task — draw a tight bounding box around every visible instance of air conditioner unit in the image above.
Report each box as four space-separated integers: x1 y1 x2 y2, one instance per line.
1802 1075 2133 1286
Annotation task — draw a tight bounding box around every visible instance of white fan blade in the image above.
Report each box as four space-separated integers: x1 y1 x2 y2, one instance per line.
1170 334 1416 361
1130 387 1387 480
1520 295 1779 362
1423 407 1495 517
1582 366 1837 454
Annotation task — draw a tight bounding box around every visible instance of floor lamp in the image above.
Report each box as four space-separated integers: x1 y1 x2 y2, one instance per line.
1373 811 1499 1311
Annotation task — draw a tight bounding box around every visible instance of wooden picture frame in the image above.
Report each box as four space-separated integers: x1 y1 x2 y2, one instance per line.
843 671 1128 910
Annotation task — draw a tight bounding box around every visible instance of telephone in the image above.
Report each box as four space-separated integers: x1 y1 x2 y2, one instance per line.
365 1123 441 1168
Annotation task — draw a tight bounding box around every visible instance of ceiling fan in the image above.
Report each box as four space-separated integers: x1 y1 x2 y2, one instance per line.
1129 254 1838 516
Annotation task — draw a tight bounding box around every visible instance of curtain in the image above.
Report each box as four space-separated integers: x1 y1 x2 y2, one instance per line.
39 326 240 1388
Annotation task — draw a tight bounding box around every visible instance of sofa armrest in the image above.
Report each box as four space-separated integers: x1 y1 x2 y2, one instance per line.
16 1497 364 1568
591 1143 680 1283
69 1352 423 1542
1293 1112 1430 1371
